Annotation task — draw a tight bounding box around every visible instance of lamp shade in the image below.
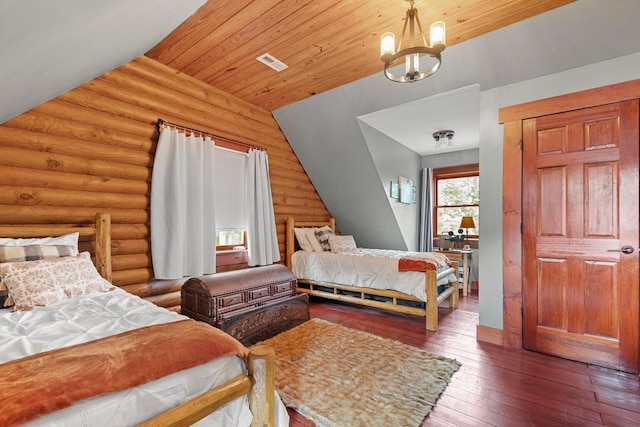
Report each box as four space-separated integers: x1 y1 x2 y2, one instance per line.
459 216 476 229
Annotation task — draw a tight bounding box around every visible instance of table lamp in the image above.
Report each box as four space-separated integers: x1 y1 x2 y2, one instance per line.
459 216 476 244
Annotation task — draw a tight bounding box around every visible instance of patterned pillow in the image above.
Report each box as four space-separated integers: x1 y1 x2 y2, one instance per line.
0 252 114 311
0 244 76 307
314 226 335 252
329 235 357 253
0 244 75 263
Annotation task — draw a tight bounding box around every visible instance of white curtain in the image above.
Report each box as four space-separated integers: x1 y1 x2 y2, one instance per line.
419 167 434 252
150 128 216 279
246 148 280 266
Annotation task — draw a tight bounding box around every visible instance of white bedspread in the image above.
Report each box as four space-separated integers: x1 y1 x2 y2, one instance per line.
291 248 457 301
0 288 289 427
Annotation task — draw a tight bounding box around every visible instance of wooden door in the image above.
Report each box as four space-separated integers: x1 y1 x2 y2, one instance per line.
522 100 639 373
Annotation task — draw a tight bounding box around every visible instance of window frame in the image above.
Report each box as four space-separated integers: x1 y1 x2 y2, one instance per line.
433 163 479 238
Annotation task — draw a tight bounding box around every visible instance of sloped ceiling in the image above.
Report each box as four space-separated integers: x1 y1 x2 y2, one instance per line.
0 0 206 124
0 0 576 125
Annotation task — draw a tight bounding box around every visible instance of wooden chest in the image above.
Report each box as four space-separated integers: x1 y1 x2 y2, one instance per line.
217 294 310 346
181 264 298 326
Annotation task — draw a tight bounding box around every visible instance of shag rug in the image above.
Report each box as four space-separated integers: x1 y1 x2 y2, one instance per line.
255 318 461 427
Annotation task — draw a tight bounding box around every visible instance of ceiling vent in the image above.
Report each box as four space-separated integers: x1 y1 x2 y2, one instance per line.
256 53 288 72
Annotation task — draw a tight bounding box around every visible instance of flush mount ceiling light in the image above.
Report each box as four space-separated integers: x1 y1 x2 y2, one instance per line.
380 0 445 83
433 130 454 148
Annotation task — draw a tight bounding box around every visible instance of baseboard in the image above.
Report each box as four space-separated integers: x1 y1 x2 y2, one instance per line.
476 324 504 346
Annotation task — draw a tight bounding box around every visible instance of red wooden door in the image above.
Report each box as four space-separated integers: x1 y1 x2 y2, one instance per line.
522 100 639 373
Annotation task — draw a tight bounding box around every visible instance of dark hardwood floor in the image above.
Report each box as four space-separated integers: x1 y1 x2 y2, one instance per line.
287 291 640 426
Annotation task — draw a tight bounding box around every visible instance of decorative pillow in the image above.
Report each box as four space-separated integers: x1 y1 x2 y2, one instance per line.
0 252 114 311
314 226 335 252
329 235 357 253
0 232 79 255
0 243 77 308
0 244 75 263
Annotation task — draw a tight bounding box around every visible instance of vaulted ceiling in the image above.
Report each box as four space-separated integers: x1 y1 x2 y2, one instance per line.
146 0 575 111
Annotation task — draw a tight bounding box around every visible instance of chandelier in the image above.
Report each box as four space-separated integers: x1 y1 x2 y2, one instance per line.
433 130 454 148
380 0 446 83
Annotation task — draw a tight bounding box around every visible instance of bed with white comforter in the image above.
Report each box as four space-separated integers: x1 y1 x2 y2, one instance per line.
291 248 457 301
285 217 460 331
0 287 289 427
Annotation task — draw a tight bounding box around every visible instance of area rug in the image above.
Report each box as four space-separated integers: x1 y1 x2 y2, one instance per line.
255 318 461 427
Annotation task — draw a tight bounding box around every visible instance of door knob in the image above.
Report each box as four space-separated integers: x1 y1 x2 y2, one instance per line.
607 245 634 254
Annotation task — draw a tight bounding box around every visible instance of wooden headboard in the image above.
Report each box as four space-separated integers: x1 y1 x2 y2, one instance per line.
285 217 335 268
0 213 112 282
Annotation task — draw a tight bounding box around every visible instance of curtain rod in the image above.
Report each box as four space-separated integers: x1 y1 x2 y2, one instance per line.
157 118 263 151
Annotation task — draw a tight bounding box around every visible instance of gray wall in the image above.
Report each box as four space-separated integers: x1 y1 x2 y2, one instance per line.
359 120 421 250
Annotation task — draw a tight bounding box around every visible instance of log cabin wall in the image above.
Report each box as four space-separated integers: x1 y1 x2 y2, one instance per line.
0 55 331 311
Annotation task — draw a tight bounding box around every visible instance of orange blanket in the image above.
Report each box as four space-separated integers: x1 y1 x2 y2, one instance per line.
398 252 451 272
0 319 248 427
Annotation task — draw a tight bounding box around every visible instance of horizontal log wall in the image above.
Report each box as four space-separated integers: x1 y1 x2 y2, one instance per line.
0 55 331 311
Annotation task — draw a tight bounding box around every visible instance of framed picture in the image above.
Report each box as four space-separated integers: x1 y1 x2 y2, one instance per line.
390 181 399 199
399 176 413 204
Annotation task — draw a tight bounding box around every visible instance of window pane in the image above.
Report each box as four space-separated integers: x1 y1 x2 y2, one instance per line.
216 229 245 246
437 176 479 206
215 149 247 229
437 207 479 236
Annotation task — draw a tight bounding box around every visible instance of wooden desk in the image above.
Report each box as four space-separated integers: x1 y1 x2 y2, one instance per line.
436 250 472 296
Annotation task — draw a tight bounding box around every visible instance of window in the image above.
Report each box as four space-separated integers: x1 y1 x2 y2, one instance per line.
214 148 247 250
433 164 479 237
216 229 246 249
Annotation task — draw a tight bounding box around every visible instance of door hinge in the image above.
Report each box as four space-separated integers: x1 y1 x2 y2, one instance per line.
519 139 523 151
521 306 524 318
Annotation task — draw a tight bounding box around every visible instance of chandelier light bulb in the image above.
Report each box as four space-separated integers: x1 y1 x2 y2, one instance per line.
380 32 396 58
430 21 446 47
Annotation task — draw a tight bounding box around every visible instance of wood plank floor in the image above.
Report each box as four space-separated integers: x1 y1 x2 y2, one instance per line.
287 291 640 426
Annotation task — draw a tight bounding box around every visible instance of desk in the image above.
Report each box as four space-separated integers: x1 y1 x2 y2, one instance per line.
436 250 472 296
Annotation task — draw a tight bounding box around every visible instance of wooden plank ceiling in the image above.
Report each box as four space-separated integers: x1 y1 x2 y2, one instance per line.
146 0 575 112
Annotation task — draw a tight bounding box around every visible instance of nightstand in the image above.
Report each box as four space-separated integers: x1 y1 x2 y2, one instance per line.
435 249 472 296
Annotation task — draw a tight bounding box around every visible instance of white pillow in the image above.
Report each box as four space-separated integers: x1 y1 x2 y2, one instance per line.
294 228 314 251
329 235 357 253
0 252 113 311
294 228 324 252
0 232 79 256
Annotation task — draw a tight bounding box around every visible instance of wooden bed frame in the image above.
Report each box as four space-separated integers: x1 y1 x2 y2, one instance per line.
0 213 276 427
285 217 459 332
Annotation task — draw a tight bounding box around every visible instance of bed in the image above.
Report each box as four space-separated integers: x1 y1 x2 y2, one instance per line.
285 217 459 331
0 213 287 427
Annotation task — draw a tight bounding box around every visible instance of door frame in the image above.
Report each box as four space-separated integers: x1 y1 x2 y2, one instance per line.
499 79 640 351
